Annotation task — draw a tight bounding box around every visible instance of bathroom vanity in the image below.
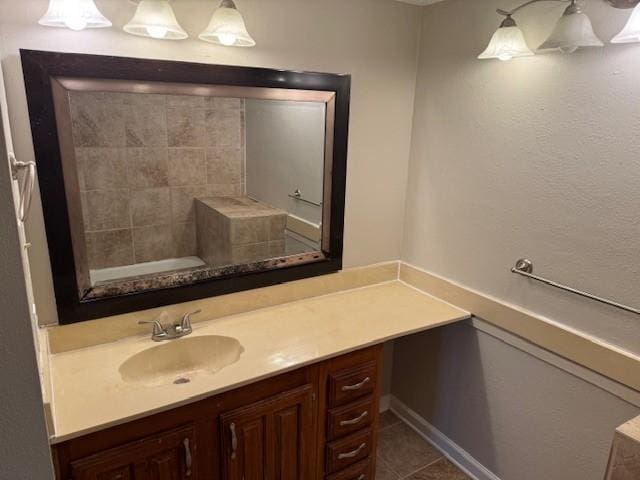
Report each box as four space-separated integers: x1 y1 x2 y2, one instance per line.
53 345 382 480
44 278 470 480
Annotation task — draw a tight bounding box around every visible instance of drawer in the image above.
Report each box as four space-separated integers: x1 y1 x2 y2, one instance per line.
328 362 376 407
327 397 374 440
326 456 373 480
326 428 373 474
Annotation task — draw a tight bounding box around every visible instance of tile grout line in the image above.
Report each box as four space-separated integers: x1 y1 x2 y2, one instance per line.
379 413 459 480
397 455 446 479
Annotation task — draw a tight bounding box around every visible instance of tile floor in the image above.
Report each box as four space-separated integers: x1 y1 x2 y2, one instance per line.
376 411 472 480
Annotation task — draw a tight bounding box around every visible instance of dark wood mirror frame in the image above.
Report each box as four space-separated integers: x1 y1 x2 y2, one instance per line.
21 50 350 325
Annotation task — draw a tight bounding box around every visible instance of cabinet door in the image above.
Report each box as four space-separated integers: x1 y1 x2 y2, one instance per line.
220 384 315 480
70 425 196 480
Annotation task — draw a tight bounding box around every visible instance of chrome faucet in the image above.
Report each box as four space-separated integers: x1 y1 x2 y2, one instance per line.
139 310 201 342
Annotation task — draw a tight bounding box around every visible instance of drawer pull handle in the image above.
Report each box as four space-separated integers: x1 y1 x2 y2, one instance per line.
341 377 370 392
182 438 192 476
230 422 238 460
357 475 365 480
337 442 366 460
339 410 368 427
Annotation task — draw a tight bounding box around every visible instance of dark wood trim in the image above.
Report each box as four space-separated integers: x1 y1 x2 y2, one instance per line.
20 50 350 325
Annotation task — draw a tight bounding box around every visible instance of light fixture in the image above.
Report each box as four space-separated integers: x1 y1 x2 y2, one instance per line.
538 0 604 53
611 2 640 43
478 15 535 61
124 0 188 40
38 0 112 31
199 0 256 47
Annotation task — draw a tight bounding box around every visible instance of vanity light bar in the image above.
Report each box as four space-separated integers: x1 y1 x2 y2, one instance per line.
479 0 640 61
38 0 257 47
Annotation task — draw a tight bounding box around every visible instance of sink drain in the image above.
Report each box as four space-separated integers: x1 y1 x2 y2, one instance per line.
173 377 191 385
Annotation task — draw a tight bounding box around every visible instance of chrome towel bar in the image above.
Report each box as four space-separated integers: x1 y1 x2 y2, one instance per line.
288 188 322 207
511 258 640 316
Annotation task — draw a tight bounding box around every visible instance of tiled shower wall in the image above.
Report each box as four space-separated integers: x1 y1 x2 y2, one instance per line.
69 91 245 270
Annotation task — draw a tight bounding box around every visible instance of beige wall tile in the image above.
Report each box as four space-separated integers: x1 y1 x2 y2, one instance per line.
127 148 169 188
210 184 242 196
167 107 205 147
166 95 205 109
80 192 90 227
268 240 285 257
76 148 128 191
172 222 197 257
86 229 134 269
125 104 168 147
133 225 174 263
167 148 207 186
121 93 166 106
170 185 212 223
269 214 287 241
206 146 243 184
231 242 269 264
205 109 242 147
70 92 125 147
130 187 171 227
230 216 270 245
204 97 242 110
85 189 131 231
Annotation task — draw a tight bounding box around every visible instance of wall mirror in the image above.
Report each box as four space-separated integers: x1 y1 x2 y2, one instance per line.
21 50 350 324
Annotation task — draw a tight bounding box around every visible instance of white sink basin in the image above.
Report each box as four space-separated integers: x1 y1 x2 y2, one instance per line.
119 335 244 387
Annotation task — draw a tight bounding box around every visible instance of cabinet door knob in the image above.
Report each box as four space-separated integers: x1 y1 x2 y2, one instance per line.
337 442 366 460
339 410 368 427
341 377 370 392
230 422 238 460
182 438 192 476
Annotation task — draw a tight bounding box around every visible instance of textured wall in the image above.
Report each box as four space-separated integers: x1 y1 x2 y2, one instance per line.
392 322 639 480
394 1 640 479
0 0 421 325
403 0 640 355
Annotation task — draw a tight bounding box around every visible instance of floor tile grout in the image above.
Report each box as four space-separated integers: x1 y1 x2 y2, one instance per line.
397 455 446 479
377 454 403 479
377 411 469 480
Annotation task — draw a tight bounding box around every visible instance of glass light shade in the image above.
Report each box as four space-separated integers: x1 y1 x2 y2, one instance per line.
538 9 603 53
478 25 535 61
38 0 112 31
123 0 188 40
199 0 256 47
611 4 640 44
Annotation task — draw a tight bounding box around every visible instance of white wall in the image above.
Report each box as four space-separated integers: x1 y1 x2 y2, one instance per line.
392 322 639 480
403 0 640 357
0 0 421 325
394 1 640 479
0 60 54 479
245 99 325 226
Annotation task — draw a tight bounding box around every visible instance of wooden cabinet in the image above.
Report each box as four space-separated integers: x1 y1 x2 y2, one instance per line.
219 384 315 480
53 345 382 480
69 425 196 480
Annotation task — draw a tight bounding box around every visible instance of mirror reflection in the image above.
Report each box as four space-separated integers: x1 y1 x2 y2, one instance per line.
63 87 328 294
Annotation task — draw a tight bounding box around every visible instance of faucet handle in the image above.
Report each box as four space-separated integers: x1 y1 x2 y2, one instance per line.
181 309 201 330
138 320 166 337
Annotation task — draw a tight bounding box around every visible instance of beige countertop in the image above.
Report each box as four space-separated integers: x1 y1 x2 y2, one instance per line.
48 280 469 444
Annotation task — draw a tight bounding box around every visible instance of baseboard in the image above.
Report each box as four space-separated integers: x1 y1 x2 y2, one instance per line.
379 394 391 412
390 395 501 480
